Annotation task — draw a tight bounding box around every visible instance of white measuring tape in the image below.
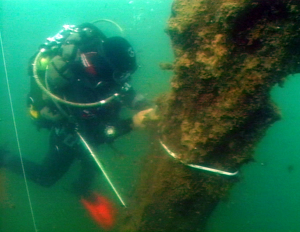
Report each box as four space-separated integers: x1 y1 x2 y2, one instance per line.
159 140 239 176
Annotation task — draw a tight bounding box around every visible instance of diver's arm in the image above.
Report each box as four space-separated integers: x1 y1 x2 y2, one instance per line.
120 85 153 111
40 106 63 122
27 83 64 129
120 85 158 128
101 110 157 143
132 108 159 129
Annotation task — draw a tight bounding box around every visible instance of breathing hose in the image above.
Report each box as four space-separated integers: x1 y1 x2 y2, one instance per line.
32 19 124 108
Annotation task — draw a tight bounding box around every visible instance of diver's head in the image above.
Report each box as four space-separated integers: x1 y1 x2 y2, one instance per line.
103 36 137 83
75 23 137 84
76 22 107 41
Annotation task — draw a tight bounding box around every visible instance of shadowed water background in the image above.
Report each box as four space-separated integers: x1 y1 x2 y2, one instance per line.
1 0 300 231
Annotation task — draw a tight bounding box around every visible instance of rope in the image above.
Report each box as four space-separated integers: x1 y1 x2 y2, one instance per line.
0 32 38 231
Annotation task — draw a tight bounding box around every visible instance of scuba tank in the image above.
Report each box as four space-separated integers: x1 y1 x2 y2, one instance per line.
28 22 137 129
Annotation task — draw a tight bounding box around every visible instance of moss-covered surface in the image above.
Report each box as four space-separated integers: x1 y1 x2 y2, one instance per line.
118 1 300 231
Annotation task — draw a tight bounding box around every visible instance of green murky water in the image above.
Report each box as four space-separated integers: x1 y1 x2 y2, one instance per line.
1 1 300 231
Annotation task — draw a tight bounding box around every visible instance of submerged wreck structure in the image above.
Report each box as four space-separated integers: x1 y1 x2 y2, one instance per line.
119 0 300 231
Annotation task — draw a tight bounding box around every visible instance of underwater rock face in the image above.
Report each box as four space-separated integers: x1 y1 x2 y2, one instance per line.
119 1 300 231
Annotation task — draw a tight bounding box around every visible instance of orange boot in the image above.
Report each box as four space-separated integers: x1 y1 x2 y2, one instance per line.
81 193 116 230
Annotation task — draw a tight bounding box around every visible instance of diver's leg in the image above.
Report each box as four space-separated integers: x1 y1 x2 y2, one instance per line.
3 130 76 187
0 145 9 167
72 150 98 198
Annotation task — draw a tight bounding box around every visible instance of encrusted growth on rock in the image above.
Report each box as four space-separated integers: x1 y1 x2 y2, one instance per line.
161 0 300 170
119 1 300 231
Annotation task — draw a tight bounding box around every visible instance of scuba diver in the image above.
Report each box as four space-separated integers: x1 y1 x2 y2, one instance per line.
0 22 156 229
